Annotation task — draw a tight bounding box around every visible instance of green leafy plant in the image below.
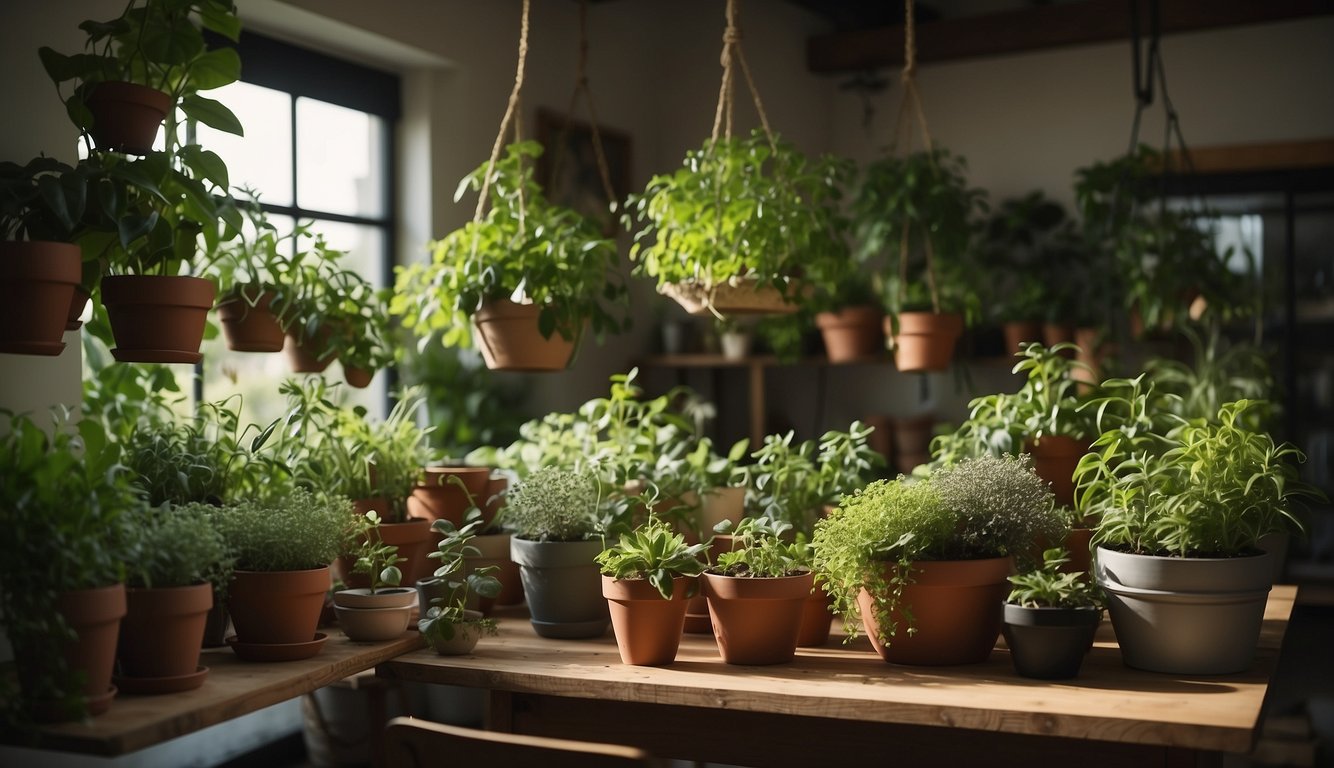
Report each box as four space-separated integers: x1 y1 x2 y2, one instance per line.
211 488 353 571
505 466 605 542
711 517 803 578
930 454 1065 566
418 513 502 644
596 517 708 599
1145 327 1274 429
348 510 406 593
121 406 248 506
1007 548 1103 609
738 432 822 535
124 503 233 591
815 421 883 504
0 157 98 243
977 192 1081 324
393 141 626 350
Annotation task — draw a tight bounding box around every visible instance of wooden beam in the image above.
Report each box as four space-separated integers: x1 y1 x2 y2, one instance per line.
807 0 1334 74
1172 139 1334 174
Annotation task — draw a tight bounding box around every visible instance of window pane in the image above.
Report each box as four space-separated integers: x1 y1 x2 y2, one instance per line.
296 97 385 218
198 81 294 206
306 220 385 288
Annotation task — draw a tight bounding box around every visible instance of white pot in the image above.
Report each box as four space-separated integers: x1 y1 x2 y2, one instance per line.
720 331 751 360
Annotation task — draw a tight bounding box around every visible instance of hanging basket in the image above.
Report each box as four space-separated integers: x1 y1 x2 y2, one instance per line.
472 299 578 372
660 276 804 317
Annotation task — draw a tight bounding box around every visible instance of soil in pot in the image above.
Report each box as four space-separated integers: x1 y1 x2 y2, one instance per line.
227 567 331 649
86 81 171 155
101 275 216 364
472 299 577 372
1002 604 1101 679
887 312 963 373
15 583 127 721
408 466 492 527
0 241 81 356
510 538 609 639
603 575 695 666
816 306 884 363
116 583 213 692
217 290 285 352
701 571 813 665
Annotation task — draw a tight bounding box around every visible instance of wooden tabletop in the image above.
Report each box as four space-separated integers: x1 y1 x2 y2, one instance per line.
14 629 423 756
379 585 1296 755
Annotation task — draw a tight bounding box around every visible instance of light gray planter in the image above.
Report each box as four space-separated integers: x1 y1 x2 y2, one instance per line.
510 537 609 639
1095 546 1272 675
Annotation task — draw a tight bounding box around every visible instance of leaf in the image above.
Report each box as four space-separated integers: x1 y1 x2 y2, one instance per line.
181 94 244 136
187 47 241 91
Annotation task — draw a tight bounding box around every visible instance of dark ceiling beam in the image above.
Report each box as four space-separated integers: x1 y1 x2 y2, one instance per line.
807 0 1334 74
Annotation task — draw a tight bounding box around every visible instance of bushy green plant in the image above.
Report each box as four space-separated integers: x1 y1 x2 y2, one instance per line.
931 454 1065 565
738 432 822 534
393 141 626 350
125 503 233 591
122 417 236 506
1145 327 1274 429
212 488 353 571
711 517 804 578
418 513 501 644
815 421 883 503
1007 548 1103 609
596 517 708 599
505 466 604 542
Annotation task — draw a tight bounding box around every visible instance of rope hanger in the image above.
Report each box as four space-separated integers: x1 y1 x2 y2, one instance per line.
548 0 619 218
710 0 776 150
470 0 532 262
891 0 941 314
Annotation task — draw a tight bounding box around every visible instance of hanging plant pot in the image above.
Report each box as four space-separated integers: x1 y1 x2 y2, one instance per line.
472 299 577 372
0 241 81 356
285 325 336 373
217 290 285 352
101 275 216 364
15 583 126 721
1025 435 1089 509
408 466 493 527
226 567 331 660
701 571 812 665
115 583 212 694
886 311 963 373
1002 603 1102 679
858 557 1010 666
344 365 374 389
660 276 803 317
603 575 695 666
816 306 884 363
1002 321 1042 356
85 81 171 155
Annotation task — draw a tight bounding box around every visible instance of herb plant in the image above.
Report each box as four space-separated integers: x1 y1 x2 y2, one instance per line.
348 510 406 593
711 517 804 578
596 518 708 599
419 513 502 644
211 488 353 571
505 466 604 542
124 503 233 591
1007 548 1103 610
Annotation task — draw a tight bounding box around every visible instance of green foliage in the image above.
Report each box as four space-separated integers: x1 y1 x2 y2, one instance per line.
0 157 99 243
124 503 234 591
1006 548 1103 609
931 454 1065 566
712 517 803 578
505 466 604 542
1145 327 1274 429
211 488 354 571
418 512 501 644
596 517 707 599
400 337 528 457
977 192 1082 323
816 421 883 502
348 511 406 593
393 141 626 351
625 130 852 303
122 417 233 506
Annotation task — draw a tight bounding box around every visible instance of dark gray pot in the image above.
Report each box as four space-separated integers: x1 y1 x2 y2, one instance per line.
510 537 609 639
1001 604 1102 679
1095 547 1272 675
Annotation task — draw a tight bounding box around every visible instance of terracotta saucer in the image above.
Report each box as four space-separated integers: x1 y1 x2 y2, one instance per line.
113 665 209 695
111 348 204 364
28 685 117 722
226 632 327 662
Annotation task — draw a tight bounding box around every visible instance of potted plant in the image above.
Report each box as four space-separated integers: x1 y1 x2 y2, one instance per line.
1002 547 1104 679
333 510 417 642
813 277 885 363
1075 388 1317 674
852 149 986 372
813 454 1064 665
0 157 92 355
121 414 238 507
394 141 626 371
418 514 502 655
116 503 233 694
210 488 352 661
1009 342 1097 508
506 466 611 639
597 517 708 666
700 516 811 665
0 413 136 722
624 130 849 318
202 194 297 353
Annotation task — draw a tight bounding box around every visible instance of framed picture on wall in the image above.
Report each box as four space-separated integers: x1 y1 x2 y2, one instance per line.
535 108 632 235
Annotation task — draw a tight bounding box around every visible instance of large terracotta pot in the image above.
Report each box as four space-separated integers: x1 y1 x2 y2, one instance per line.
603 575 696 666
116 583 212 693
701 571 813 665
86 81 170 155
887 312 963 373
816 306 884 363
101 275 216 364
408 466 492 527
227 567 331 646
16 583 126 721
858 557 1011 665
0 241 81 356
1025 435 1089 508
1002 321 1042 356
472 299 577 372
796 588 836 647
217 289 285 352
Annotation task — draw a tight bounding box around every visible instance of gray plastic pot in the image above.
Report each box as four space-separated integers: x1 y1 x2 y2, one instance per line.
1002 604 1101 679
510 537 609 639
1095 546 1272 675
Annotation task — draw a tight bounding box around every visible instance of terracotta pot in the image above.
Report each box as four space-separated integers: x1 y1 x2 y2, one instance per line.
796 588 835 647
472 299 576 371
1073 326 1105 388
335 516 435 590
408 466 492 527
1042 323 1076 355
66 286 91 331
217 290 285 352
333 588 414 642
344 365 374 388
1025 435 1089 508
86 81 171 155
116 583 212 686
1062 528 1094 575
285 325 336 373
887 312 963 372
701 571 813 665
684 536 741 634
603 575 695 666
0 241 82 356
227 567 331 646
891 414 935 475
15 583 126 721
101 275 216 364
858 557 1011 665
1002 321 1042 356
816 306 885 363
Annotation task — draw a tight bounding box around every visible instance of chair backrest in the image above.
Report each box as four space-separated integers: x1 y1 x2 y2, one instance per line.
382 716 660 768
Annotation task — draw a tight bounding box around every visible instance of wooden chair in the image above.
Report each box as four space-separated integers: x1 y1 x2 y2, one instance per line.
381 716 661 768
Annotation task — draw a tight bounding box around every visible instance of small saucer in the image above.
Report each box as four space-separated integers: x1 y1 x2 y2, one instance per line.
226 632 327 662
0 339 66 356
114 665 209 695
111 348 204 364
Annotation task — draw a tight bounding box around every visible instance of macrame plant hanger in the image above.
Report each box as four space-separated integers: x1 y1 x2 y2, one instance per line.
548 0 619 224
890 0 942 316
469 0 532 267
710 0 776 152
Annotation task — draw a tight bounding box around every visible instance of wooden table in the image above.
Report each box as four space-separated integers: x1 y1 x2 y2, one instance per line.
377 586 1297 768
10 629 422 756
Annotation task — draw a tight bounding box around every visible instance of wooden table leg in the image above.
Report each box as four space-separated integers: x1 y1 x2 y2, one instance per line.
484 689 515 733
